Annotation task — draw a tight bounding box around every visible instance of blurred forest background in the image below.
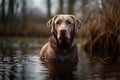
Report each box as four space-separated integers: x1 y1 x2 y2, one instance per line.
0 0 104 37
0 0 119 59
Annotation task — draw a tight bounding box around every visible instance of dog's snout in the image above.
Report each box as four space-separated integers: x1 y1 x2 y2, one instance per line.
60 30 66 34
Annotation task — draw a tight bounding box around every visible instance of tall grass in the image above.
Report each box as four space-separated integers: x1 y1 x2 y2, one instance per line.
84 0 120 62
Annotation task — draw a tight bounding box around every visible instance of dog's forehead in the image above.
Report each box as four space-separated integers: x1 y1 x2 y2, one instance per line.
55 15 74 22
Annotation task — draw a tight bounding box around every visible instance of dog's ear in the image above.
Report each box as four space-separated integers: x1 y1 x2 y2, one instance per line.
47 15 58 33
71 15 81 33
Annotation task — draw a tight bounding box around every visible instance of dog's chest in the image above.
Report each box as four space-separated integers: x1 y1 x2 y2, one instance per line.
55 48 76 62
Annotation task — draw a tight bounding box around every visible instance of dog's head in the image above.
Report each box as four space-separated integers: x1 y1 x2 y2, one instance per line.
47 15 81 40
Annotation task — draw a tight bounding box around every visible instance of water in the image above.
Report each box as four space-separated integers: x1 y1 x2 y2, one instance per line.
0 38 120 80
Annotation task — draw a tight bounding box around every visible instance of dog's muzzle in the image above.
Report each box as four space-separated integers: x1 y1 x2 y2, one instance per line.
59 30 67 39
57 29 70 39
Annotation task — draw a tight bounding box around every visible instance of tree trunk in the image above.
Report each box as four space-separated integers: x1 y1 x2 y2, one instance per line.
47 0 51 18
81 0 88 19
1 0 5 21
8 0 15 21
59 0 63 14
6 0 15 35
67 0 76 14
22 0 27 19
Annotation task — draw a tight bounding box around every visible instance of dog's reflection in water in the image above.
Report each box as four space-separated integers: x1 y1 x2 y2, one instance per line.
42 62 78 80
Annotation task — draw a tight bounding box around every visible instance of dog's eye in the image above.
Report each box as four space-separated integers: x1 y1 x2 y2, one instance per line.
56 20 62 25
66 20 72 25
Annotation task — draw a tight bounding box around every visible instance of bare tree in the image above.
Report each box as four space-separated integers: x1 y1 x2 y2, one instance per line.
81 0 88 19
46 0 51 18
67 0 76 14
22 0 27 19
8 0 15 20
1 0 5 21
59 0 64 14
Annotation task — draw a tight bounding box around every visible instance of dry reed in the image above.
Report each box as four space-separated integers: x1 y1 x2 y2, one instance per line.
84 0 120 62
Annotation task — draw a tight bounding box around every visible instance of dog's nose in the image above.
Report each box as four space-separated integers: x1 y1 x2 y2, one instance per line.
60 30 66 34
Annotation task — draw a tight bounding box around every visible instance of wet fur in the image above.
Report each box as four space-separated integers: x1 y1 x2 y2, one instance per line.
39 15 81 63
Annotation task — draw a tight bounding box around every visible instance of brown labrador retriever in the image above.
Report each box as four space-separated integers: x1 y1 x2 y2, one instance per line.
39 15 81 63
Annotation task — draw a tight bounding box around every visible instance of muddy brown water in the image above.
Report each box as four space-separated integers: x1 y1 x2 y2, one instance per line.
0 38 120 80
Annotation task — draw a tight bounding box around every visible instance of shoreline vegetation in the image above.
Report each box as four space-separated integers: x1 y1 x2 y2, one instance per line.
83 0 120 63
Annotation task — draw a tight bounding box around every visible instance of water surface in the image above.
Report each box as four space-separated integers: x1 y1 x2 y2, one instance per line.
0 38 120 80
